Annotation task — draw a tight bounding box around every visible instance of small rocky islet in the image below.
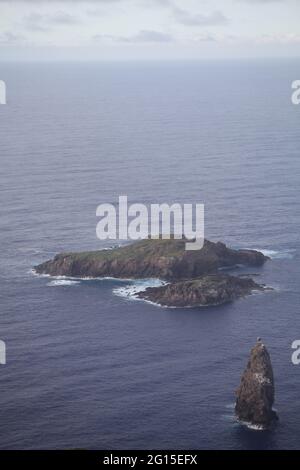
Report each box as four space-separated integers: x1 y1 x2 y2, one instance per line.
235 339 278 429
35 238 270 308
136 274 263 307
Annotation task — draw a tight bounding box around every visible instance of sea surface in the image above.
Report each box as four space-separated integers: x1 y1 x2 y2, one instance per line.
0 60 300 449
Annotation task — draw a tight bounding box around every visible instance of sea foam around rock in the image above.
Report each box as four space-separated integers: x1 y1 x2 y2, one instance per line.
113 279 167 303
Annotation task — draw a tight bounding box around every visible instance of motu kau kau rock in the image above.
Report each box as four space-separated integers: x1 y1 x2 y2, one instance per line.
235 340 278 429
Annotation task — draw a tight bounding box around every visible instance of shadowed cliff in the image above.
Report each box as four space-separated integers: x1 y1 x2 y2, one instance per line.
35 238 268 281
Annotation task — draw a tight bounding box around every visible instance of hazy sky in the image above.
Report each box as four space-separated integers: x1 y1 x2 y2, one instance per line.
0 0 300 60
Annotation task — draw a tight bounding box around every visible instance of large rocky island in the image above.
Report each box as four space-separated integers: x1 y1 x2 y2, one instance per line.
35 238 269 307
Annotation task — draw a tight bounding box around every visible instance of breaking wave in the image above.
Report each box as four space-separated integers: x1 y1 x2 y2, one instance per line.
258 249 295 260
113 279 166 302
242 248 296 260
47 279 81 287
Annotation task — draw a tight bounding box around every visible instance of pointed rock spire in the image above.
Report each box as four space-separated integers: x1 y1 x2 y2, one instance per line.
235 339 278 429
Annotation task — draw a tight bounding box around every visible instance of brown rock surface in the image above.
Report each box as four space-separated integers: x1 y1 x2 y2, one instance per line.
35 238 268 281
235 340 278 429
136 274 263 307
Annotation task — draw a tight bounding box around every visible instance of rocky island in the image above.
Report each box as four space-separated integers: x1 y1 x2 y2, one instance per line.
35 238 269 307
136 274 263 307
235 340 278 429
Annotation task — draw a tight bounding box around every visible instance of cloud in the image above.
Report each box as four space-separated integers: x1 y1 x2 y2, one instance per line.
238 0 285 3
23 11 80 31
86 8 107 17
258 33 300 43
172 8 228 27
0 0 122 2
125 30 173 43
237 0 293 4
0 0 123 2
94 30 173 44
192 33 217 42
0 31 25 44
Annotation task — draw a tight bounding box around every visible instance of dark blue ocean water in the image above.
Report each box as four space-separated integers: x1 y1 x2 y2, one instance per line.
0 60 300 449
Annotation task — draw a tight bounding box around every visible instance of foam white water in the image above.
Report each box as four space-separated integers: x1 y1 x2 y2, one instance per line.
221 404 239 424
47 279 81 287
252 248 296 260
101 244 122 250
31 269 166 296
225 403 235 409
238 420 266 431
29 269 50 278
113 279 167 303
30 269 134 282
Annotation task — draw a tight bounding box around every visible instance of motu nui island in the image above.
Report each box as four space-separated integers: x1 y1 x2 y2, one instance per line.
35 238 270 308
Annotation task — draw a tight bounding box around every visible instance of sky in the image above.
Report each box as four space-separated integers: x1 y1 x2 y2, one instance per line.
0 0 300 61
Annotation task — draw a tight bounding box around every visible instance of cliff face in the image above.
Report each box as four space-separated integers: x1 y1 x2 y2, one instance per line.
235 341 278 429
35 238 268 281
136 275 263 307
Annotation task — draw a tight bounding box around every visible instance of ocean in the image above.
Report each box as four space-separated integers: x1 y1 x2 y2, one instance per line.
0 60 300 449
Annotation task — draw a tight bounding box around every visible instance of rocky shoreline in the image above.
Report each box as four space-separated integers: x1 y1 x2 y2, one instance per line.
35 238 269 308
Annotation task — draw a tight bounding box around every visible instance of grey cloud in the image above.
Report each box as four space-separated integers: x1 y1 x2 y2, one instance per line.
0 31 25 44
47 11 79 24
23 11 79 31
237 0 288 3
86 8 107 17
94 30 173 43
192 33 217 43
123 29 173 43
0 0 122 2
172 8 228 27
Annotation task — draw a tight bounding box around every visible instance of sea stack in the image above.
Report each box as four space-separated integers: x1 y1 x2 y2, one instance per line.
235 339 278 429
